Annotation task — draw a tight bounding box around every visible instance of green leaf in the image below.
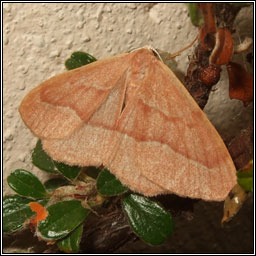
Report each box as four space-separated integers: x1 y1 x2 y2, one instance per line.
65 52 97 70
7 169 49 199
122 194 173 245
237 168 253 192
32 140 58 174
54 161 81 181
3 195 48 233
3 195 34 233
38 200 89 240
97 168 129 196
57 223 83 253
32 140 81 180
44 178 71 192
186 3 204 27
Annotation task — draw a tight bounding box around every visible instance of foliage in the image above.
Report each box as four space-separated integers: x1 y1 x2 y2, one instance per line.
237 160 253 192
186 3 204 27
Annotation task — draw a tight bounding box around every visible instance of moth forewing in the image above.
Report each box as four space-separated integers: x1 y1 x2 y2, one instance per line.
19 47 237 201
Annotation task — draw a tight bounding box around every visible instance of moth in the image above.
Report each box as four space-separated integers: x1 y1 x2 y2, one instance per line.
19 47 237 201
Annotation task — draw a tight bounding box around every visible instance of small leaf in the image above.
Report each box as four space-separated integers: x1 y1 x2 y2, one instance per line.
97 168 129 196
237 173 253 192
3 195 34 233
57 223 83 253
3 195 48 233
32 140 58 174
44 178 71 192
222 184 247 224
227 61 253 104
237 160 253 192
37 200 89 240
122 194 173 245
65 52 97 70
186 3 204 27
33 140 81 180
7 169 49 199
54 161 81 181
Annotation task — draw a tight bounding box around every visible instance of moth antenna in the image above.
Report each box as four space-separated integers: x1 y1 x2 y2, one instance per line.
165 34 199 60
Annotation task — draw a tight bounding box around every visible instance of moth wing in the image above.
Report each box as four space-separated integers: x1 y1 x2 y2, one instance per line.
107 49 237 200
19 53 130 140
41 56 166 195
24 48 236 200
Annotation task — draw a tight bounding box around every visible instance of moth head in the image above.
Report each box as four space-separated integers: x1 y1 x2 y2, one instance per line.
130 45 163 62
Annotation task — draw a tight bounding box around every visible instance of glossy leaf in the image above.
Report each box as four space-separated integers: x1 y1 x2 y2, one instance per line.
237 172 253 192
32 140 58 174
44 178 71 192
37 200 89 240
33 140 81 180
65 52 97 70
7 169 49 199
186 3 204 27
57 223 83 253
53 161 81 181
122 194 173 245
3 195 48 233
97 168 129 196
3 195 34 233
237 160 253 192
